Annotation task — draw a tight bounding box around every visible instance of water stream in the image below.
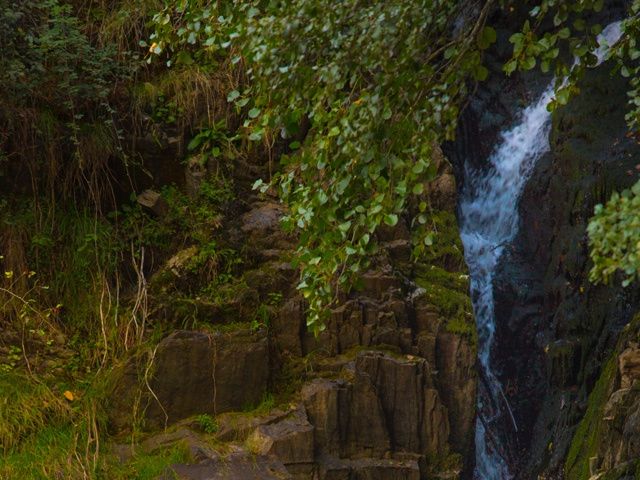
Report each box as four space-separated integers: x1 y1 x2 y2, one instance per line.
459 22 622 479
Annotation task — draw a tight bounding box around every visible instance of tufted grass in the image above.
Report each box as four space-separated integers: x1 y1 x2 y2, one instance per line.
0 373 71 454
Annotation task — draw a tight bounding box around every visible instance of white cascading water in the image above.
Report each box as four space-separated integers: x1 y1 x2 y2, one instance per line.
459 22 622 479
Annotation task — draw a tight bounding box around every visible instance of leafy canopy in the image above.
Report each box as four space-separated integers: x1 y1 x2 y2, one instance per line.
148 0 497 331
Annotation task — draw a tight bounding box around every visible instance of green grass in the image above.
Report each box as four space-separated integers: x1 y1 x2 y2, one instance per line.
103 444 189 480
1 424 87 479
0 368 190 480
0 372 71 453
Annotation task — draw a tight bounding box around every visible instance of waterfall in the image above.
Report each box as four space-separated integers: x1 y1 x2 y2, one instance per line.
459 22 622 479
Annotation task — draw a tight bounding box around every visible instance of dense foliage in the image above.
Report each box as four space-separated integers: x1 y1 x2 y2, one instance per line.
0 0 127 198
148 0 498 329
588 181 640 287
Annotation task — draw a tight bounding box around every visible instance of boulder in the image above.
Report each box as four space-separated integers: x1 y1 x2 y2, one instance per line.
301 352 451 466
301 376 391 459
356 352 450 456
137 189 169 217
317 455 421 480
246 409 315 467
113 329 269 430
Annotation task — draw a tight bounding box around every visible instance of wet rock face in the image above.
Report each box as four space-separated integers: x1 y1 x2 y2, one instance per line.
450 7 640 475
503 62 640 476
271 286 477 461
562 319 640 480
457 53 640 477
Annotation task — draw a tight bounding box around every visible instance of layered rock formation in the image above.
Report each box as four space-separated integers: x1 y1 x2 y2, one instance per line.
107 154 476 479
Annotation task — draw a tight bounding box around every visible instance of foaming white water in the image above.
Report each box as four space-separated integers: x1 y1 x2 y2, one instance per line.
460 22 622 479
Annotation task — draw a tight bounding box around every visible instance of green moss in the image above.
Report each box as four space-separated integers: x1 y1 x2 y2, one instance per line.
564 354 618 480
411 209 476 344
414 264 475 344
425 451 462 475
415 210 467 270
565 315 640 480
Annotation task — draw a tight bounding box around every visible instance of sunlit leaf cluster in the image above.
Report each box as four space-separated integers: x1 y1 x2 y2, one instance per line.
588 182 640 287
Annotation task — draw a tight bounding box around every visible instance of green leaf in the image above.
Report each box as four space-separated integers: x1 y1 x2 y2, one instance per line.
249 131 262 141
424 233 434 246
474 65 489 81
556 87 571 105
478 26 497 50
522 56 536 70
383 214 398 227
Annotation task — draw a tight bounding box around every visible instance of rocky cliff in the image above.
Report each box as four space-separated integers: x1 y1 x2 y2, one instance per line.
107 148 477 479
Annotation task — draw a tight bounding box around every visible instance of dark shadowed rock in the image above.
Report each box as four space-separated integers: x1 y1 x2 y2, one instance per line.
112 329 269 430
356 352 449 457
162 447 292 479
247 408 315 468
435 331 476 453
619 343 640 390
137 189 169 217
300 351 451 474
317 455 421 480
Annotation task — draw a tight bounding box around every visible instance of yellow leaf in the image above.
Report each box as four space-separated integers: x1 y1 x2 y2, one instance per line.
63 390 74 402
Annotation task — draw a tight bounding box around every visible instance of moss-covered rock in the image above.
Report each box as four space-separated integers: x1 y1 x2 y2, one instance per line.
565 315 640 480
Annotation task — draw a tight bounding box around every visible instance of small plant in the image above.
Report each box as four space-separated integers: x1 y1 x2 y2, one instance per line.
0 346 22 372
187 119 239 164
149 94 183 125
251 304 270 332
252 393 275 415
195 414 218 434
266 292 283 306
